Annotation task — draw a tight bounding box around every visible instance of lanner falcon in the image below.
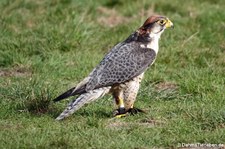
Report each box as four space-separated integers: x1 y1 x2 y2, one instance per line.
53 15 173 120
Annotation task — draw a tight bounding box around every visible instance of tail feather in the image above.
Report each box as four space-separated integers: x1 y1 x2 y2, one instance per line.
53 87 76 102
53 85 86 102
54 77 90 102
55 87 111 120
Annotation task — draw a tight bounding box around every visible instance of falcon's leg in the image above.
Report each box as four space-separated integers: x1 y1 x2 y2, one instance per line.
123 73 145 116
113 97 127 118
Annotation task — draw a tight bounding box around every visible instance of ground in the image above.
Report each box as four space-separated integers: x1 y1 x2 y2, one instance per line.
0 0 225 148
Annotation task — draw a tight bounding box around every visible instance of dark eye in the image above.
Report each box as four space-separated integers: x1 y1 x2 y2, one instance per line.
158 20 165 25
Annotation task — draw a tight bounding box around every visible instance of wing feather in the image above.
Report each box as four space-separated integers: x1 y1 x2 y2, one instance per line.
86 42 156 91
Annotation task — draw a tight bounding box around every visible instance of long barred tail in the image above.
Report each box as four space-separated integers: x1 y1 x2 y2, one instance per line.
56 87 111 120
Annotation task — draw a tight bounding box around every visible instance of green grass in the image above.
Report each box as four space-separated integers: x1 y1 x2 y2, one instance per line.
0 0 225 148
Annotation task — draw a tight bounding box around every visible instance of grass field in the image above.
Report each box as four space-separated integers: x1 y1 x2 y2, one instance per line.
0 0 225 148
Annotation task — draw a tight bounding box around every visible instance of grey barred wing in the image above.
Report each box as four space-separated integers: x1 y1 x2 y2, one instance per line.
86 42 156 91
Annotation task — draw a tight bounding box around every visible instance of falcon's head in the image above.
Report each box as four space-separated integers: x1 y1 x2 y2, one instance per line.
138 15 173 39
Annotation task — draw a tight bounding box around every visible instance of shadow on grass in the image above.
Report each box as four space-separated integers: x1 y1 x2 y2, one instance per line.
78 109 111 118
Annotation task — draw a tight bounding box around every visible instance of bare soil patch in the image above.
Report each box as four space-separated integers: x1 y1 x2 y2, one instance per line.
0 67 32 77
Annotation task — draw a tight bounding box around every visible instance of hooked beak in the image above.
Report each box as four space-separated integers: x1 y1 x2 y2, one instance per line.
165 18 174 29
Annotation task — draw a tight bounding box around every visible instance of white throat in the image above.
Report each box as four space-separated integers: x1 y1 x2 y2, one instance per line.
140 32 162 54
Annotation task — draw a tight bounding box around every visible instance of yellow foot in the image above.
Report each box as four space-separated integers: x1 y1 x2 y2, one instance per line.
115 113 127 118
